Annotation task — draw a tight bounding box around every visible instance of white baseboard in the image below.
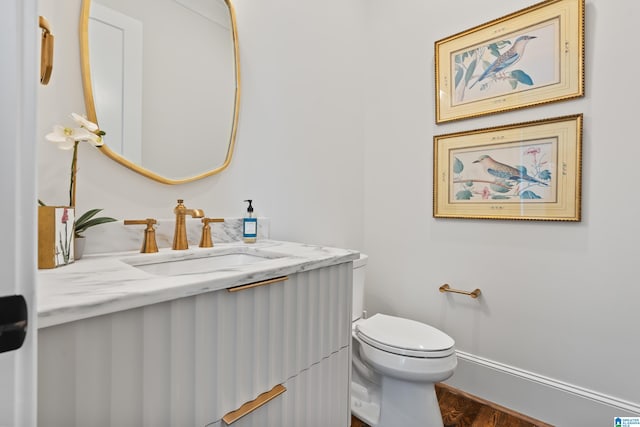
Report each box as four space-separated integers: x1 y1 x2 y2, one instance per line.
446 350 640 426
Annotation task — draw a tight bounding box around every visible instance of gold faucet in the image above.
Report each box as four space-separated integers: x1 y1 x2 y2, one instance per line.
172 199 204 250
124 218 159 253
199 217 225 248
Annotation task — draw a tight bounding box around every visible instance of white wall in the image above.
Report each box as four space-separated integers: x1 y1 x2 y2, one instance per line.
363 0 640 425
37 0 365 250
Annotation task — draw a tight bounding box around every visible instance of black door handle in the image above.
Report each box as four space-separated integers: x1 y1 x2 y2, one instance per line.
0 295 28 354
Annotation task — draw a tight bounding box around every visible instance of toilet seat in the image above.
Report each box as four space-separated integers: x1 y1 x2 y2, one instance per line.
356 314 454 358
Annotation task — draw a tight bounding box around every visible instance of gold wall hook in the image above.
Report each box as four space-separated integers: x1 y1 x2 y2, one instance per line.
39 16 54 85
199 217 224 248
439 284 481 299
124 218 159 253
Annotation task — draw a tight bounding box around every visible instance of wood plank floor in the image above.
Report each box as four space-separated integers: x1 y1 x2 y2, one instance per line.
351 383 553 427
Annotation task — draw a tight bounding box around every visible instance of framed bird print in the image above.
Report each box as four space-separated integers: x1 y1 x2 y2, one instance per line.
433 114 582 221
434 0 584 123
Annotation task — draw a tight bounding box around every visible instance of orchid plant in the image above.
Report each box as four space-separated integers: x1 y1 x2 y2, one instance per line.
44 113 116 238
45 113 105 206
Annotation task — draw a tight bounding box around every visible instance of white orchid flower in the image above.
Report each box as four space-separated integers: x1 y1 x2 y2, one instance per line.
71 113 104 146
70 113 99 132
46 113 104 149
75 127 104 146
44 112 107 207
45 125 85 150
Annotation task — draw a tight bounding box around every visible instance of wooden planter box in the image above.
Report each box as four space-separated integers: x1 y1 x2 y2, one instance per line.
38 206 75 269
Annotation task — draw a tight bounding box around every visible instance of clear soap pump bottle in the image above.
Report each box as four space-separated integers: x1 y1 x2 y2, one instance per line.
243 199 257 243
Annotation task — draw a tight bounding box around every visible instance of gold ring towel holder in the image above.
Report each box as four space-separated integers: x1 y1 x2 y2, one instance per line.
439 284 481 299
39 16 54 85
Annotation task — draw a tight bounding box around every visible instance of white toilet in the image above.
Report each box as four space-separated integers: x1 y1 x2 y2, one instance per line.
351 254 457 427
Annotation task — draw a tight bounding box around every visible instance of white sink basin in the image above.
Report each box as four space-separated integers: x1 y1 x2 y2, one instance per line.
125 251 281 276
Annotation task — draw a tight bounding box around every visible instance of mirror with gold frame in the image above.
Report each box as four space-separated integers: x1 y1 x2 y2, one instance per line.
80 0 240 184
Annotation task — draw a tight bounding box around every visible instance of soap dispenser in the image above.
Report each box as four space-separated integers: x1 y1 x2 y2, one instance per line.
243 199 257 243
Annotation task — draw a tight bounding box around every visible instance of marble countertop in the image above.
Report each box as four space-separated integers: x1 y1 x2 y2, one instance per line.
38 240 359 328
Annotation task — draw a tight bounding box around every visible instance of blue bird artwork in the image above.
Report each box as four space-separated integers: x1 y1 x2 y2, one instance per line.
472 154 548 186
468 35 536 90
451 145 553 201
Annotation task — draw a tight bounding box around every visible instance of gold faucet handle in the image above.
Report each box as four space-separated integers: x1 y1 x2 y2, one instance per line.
124 218 159 253
199 218 224 248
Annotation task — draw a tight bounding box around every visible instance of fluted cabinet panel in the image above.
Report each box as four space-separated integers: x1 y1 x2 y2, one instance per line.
141 302 172 426
110 309 144 427
283 265 352 379
38 262 352 427
207 347 350 427
170 297 197 426
38 321 74 426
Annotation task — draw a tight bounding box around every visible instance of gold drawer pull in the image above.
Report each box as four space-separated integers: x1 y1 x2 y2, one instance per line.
439 284 481 299
227 276 288 292
222 384 286 425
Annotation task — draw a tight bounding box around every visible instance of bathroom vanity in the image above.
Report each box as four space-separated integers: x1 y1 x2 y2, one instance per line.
37 239 357 427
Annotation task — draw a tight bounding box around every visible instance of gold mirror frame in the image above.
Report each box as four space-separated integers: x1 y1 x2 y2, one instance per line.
79 0 241 185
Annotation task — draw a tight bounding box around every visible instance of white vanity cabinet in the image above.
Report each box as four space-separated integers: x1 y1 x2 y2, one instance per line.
38 262 352 427
207 347 350 427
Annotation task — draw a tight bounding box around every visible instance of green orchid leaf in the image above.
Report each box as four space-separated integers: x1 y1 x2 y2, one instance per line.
74 217 117 236
75 208 103 225
74 208 117 237
75 216 117 231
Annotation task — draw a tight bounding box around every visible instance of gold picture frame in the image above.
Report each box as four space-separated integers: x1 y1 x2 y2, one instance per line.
435 0 584 124
433 114 582 221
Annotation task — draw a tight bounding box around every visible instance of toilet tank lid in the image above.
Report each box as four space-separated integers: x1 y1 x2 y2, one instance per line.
356 313 454 352
353 253 368 269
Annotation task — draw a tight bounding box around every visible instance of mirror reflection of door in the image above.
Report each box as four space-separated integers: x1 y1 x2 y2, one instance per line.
84 0 238 181
89 3 143 163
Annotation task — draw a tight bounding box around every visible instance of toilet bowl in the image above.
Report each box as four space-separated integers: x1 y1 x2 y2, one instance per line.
351 255 457 427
